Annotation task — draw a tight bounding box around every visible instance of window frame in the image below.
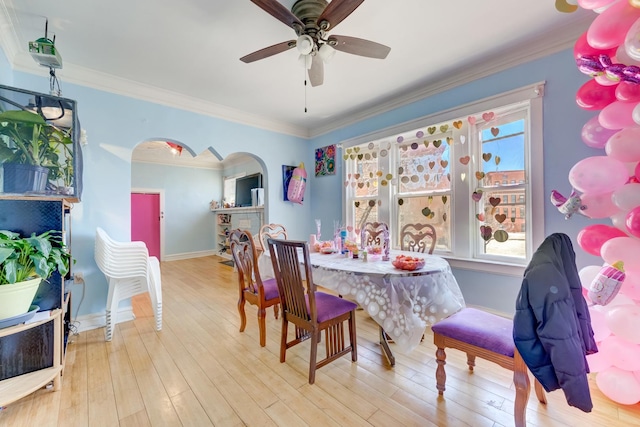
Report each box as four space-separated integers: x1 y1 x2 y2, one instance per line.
340 83 545 276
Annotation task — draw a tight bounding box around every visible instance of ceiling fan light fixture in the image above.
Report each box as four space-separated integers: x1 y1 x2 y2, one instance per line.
296 34 314 55
318 43 336 63
298 54 312 69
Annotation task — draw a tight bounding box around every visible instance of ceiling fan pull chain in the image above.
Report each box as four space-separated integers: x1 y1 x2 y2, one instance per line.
304 70 308 113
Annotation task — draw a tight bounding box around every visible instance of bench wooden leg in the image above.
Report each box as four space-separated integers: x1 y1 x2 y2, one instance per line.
435 346 447 395
513 349 531 427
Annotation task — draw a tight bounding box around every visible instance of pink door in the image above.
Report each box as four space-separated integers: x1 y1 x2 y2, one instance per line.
131 192 161 259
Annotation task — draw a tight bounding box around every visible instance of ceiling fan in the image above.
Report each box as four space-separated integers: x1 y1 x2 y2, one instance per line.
240 0 391 87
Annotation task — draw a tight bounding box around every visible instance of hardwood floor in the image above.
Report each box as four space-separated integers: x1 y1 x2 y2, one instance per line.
2 255 639 426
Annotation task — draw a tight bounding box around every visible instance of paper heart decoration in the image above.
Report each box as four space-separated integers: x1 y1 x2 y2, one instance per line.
460 172 466 181
489 197 501 207
482 153 492 162
495 214 507 223
441 195 448 204
468 116 476 125
447 173 451 182
475 171 485 180
460 135 466 144
480 225 493 241
429 161 436 169
343 154 349 160
351 182 356 187
440 160 449 168
347 226 353 233
355 228 361 235
511 217 516 223
354 173 360 179
422 207 432 217
472 191 483 202
398 198 404 205
490 127 499 137
428 126 436 135
350 154 356 160
358 182 364 188
353 147 360 153
440 125 449 133
476 213 485 221
453 120 463 129
344 181 349 187
354 201 360 207
346 148 353 153
376 171 383 177
433 140 442 148
347 173 352 179
495 156 501 166
482 112 495 122
358 154 364 160
446 137 453 145
424 173 430 181
459 156 470 165
443 213 447 222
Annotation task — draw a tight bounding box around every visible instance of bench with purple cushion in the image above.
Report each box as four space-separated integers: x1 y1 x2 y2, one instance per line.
431 307 546 427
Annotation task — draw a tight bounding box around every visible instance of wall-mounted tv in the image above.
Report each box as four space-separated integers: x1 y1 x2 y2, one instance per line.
235 173 263 207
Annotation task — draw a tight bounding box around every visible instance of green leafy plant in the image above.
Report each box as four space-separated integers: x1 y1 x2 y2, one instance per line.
0 229 71 285
0 109 74 187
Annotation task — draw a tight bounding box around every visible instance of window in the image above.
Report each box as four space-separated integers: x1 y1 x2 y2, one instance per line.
342 83 544 267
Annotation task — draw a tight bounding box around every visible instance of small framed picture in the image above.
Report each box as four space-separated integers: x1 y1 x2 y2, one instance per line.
315 144 336 176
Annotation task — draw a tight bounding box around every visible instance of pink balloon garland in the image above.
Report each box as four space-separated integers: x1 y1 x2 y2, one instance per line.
565 2 640 407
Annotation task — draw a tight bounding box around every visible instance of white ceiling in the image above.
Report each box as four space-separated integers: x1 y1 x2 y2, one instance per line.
0 1 592 140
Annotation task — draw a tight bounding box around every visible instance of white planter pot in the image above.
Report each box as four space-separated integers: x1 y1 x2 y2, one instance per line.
0 277 42 320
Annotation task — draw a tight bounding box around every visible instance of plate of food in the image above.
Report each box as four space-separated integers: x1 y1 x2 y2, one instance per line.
321 246 337 254
392 255 426 271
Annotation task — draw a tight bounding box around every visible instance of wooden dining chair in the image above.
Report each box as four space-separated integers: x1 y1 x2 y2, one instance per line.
400 223 436 254
229 229 280 347
431 307 547 427
361 221 389 249
267 238 358 384
258 223 288 253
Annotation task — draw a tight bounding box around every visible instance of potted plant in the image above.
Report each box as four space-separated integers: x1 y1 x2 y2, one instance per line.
0 109 73 194
0 229 71 320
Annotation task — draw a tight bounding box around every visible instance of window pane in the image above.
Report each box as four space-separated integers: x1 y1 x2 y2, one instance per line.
353 200 379 230
398 137 451 193
397 195 451 251
476 188 526 258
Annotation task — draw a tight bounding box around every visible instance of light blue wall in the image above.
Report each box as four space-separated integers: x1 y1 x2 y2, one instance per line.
308 48 605 315
131 162 221 256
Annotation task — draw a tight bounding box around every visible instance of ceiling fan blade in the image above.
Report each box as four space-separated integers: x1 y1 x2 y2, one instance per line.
328 35 390 59
240 40 296 63
308 55 324 87
251 0 303 30
317 0 364 31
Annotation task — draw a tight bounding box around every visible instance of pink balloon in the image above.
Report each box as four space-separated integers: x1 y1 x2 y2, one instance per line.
617 43 640 66
578 224 628 256
596 366 640 405
621 270 640 299
612 183 640 210
581 115 619 149
576 79 617 110
574 30 618 59
577 0 617 10
601 236 640 266
587 351 613 372
602 334 640 370
587 0 640 50
616 81 640 102
611 209 631 233
589 308 612 342
605 128 640 162
626 206 640 238
606 305 640 343
581 192 619 218
599 101 640 130
568 156 629 195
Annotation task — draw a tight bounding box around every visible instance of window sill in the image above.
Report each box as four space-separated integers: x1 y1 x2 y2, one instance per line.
442 255 526 277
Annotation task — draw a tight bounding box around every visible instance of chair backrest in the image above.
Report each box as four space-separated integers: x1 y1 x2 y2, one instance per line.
267 238 316 324
400 223 436 254
95 227 150 280
361 222 389 249
229 229 263 294
258 223 288 253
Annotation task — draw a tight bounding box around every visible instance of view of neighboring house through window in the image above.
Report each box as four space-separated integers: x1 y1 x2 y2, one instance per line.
342 83 544 266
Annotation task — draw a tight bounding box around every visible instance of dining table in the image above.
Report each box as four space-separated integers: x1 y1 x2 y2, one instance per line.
258 248 466 366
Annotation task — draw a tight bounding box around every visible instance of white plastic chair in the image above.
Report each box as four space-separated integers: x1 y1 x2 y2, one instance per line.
94 227 162 341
